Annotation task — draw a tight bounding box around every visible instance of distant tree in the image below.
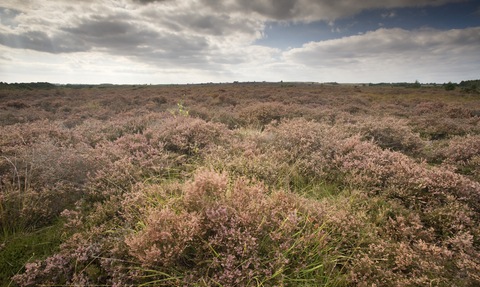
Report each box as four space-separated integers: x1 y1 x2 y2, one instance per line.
411 80 421 89
459 79 480 87
444 82 456 91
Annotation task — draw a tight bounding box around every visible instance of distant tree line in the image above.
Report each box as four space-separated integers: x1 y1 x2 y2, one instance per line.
0 82 57 90
459 79 480 87
368 81 421 88
443 79 479 93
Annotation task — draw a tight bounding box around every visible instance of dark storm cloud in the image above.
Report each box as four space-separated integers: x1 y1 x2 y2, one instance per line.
58 15 219 68
0 7 219 68
197 0 469 21
154 13 259 36
0 30 88 53
133 0 170 4
130 0 468 21
63 19 133 38
234 0 298 20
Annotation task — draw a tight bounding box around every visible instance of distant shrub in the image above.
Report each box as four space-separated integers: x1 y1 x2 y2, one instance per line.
237 102 292 128
410 116 474 140
4 100 30 109
414 100 445 115
444 82 456 91
461 85 479 94
410 80 421 89
152 95 168 104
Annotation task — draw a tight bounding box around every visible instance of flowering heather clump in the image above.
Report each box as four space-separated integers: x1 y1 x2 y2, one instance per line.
73 113 158 147
432 134 480 179
150 116 232 155
262 118 344 162
13 254 72 285
86 132 177 200
126 207 203 268
237 102 295 128
349 116 424 154
205 141 286 186
410 115 477 140
414 99 446 115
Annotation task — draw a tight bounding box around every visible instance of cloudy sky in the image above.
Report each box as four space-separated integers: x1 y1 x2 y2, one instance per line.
0 0 479 84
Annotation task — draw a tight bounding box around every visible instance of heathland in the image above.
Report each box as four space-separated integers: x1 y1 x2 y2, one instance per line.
1 82 480 286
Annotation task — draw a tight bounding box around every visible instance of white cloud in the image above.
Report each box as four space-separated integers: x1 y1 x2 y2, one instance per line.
282 27 480 82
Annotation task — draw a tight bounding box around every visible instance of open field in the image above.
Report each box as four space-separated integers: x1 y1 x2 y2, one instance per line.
1 84 480 286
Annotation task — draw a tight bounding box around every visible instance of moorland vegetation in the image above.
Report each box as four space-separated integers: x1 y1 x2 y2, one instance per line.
1 82 480 286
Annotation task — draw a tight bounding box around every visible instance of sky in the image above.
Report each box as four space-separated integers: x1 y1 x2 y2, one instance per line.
0 0 479 84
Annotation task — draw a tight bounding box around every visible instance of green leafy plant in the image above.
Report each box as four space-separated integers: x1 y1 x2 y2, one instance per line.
168 100 189 118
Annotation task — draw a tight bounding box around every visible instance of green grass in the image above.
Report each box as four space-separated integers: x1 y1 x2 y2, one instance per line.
0 220 64 287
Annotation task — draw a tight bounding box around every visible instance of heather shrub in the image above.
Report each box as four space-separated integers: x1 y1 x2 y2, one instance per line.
256 118 347 184
205 143 286 187
187 105 214 121
435 134 480 169
86 132 178 200
212 106 241 129
414 99 445 115
0 120 70 148
150 116 232 155
73 114 156 147
177 171 340 286
13 254 73 286
0 137 93 232
261 118 344 161
203 121 333 188
125 207 203 268
446 104 472 119
332 136 480 250
237 102 294 128
341 184 480 286
4 100 30 109
410 115 475 140
334 136 480 205
302 107 349 125
349 116 424 154
0 137 93 188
